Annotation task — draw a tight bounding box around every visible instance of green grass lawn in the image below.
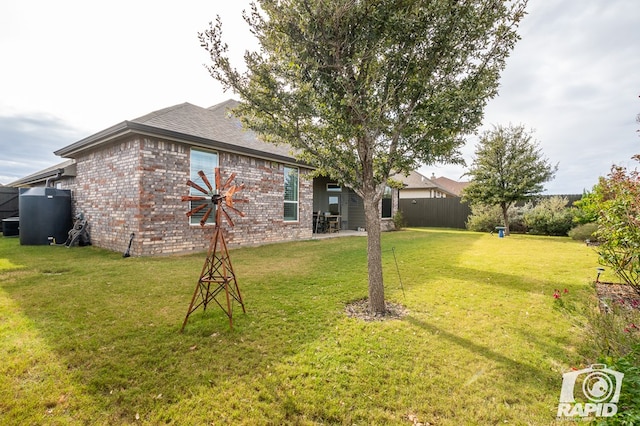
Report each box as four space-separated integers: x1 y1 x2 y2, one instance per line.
0 229 603 424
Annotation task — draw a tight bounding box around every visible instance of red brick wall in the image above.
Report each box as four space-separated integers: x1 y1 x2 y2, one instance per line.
60 135 312 256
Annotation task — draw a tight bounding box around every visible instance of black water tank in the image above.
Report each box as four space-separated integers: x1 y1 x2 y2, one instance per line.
2 217 19 236
19 187 72 245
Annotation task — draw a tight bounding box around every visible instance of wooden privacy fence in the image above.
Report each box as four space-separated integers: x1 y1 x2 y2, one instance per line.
399 194 583 229
399 198 471 229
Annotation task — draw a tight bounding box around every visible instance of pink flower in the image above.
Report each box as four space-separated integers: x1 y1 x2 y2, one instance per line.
563 288 569 294
553 290 561 299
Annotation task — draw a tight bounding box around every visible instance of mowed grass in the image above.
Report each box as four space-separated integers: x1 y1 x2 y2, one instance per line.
0 229 600 425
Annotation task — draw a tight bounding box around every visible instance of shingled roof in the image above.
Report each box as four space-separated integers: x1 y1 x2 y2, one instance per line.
54 99 299 164
431 176 469 197
394 170 469 197
7 159 76 187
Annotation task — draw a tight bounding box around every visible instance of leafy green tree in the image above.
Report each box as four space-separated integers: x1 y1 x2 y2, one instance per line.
572 189 599 225
462 124 557 236
593 155 640 291
199 0 528 314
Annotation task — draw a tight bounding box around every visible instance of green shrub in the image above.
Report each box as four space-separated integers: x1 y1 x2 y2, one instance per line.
573 190 599 225
508 202 531 233
568 222 599 242
598 344 640 425
523 196 575 236
392 210 406 230
557 260 640 425
579 295 640 425
593 158 640 290
466 203 528 233
582 299 640 361
466 204 502 232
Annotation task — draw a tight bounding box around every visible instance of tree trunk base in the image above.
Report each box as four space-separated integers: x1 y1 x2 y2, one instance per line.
345 298 408 321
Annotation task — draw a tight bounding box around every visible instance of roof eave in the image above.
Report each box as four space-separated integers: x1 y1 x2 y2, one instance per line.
8 162 77 187
55 121 310 168
54 121 131 157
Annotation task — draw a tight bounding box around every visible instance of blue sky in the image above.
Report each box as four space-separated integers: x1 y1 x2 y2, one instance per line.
1 0 638 193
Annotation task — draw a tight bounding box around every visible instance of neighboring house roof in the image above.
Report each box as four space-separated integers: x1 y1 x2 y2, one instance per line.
54 99 300 165
431 176 469 197
7 159 77 187
394 170 468 197
395 170 439 190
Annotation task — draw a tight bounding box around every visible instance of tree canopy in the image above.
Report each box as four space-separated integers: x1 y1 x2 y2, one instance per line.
591 156 640 290
200 0 528 313
462 124 557 235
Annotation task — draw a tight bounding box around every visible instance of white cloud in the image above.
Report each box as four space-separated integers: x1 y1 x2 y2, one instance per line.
423 0 640 194
1 0 639 191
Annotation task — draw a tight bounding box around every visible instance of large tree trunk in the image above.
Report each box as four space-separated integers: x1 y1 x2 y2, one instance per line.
501 202 510 236
362 190 386 315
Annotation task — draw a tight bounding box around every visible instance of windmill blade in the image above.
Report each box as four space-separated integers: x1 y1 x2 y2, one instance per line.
214 167 221 190
221 172 237 190
227 187 238 199
225 186 238 201
225 204 246 218
232 182 245 193
227 183 244 198
181 195 206 202
200 207 213 226
221 208 235 227
186 179 209 195
186 203 208 217
197 170 213 192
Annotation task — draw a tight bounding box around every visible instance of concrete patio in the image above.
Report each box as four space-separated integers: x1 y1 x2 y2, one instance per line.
311 229 367 240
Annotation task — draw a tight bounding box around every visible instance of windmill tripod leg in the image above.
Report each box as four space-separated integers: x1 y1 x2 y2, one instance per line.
219 277 246 329
180 224 246 332
224 281 233 329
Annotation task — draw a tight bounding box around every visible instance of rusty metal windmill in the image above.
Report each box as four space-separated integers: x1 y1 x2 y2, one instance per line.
180 167 247 331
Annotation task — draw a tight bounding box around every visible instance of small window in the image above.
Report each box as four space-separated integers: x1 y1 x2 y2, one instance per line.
381 186 392 218
189 149 218 225
327 183 342 192
284 166 299 221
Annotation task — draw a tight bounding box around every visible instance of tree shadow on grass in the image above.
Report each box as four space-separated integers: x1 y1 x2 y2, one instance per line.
405 314 558 385
0 254 350 423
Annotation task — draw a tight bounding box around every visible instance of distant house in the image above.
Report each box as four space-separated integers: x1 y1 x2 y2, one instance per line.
9 100 397 255
394 171 471 229
395 170 468 199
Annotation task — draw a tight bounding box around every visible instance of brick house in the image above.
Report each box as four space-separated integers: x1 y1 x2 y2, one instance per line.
10 100 398 255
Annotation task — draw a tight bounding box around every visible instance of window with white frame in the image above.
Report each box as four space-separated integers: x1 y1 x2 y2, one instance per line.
189 148 218 225
283 166 299 221
327 183 342 192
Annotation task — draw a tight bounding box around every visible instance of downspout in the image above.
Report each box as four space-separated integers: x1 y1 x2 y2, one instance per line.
45 169 64 187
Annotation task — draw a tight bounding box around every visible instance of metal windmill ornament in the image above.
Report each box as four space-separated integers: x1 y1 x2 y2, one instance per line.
180 167 247 331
